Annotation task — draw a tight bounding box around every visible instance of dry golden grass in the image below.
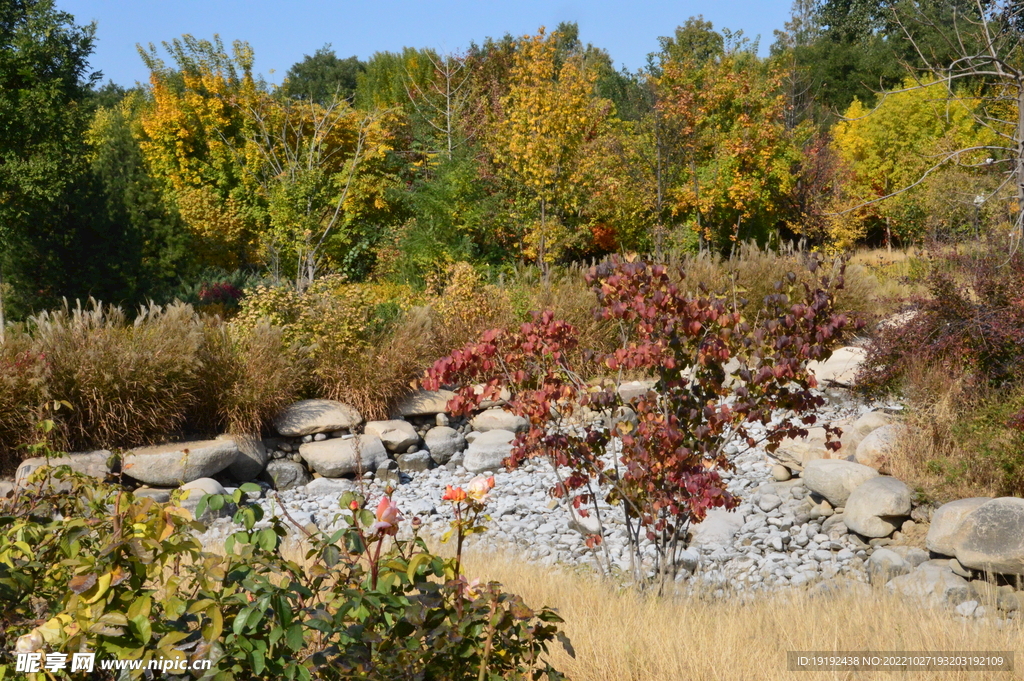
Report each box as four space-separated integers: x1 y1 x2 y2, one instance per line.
460 551 1024 681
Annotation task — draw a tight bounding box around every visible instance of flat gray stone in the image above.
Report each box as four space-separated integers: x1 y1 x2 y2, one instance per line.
273 399 362 437
802 459 879 507
843 476 912 537
393 390 455 417
123 440 238 486
133 487 173 503
807 346 866 387
688 508 744 547
470 408 528 433
364 420 420 452
952 497 1024 575
177 478 232 521
16 450 111 487
299 435 389 477
925 497 990 557
463 429 515 473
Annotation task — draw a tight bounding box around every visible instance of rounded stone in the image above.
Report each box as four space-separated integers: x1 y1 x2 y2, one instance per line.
273 399 362 437
299 435 389 477
801 459 879 507
952 497 1024 575
843 476 912 538
122 439 239 486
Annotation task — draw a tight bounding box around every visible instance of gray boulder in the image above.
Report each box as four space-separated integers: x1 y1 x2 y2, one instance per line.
867 548 909 582
801 459 879 507
840 411 891 456
688 508 744 548
16 450 111 488
843 476 912 537
463 429 515 473
364 420 420 453
854 423 902 470
393 390 455 417
299 435 389 477
952 497 1024 575
123 440 239 486
424 426 466 465
925 497 990 557
886 559 970 607
396 450 433 472
470 408 528 433
226 436 268 481
263 460 311 491
273 399 361 437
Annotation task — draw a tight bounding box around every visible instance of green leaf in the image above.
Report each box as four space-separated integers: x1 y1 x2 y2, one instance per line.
285 623 304 652
406 553 432 582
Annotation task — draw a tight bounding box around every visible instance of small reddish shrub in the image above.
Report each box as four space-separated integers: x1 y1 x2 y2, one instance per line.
426 256 854 589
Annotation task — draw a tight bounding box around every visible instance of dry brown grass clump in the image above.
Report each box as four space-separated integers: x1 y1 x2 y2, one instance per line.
461 551 1024 681
885 364 1024 503
30 300 204 454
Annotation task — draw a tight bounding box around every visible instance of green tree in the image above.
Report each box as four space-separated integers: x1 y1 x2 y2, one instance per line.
0 0 98 322
281 45 364 104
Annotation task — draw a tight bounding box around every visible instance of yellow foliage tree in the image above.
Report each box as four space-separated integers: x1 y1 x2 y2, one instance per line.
489 28 611 265
137 35 263 269
832 79 1001 247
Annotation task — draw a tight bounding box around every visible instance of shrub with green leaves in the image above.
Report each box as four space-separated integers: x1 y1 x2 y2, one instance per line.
0 452 568 680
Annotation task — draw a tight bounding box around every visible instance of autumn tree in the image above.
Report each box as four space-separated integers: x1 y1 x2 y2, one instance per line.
833 79 1002 248
656 24 799 251
137 35 264 269
240 95 396 289
489 27 612 266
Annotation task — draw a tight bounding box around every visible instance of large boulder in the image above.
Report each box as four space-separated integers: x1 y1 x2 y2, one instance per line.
463 429 515 473
840 411 892 456
854 423 902 470
843 476 912 537
807 346 866 387
423 426 466 465
299 435 389 478
688 508 744 548
771 427 829 471
364 420 420 453
262 460 311 491
951 497 1024 575
226 436 268 481
926 497 990 557
123 440 239 486
397 450 433 472
16 450 110 487
886 559 970 607
393 390 455 417
273 399 362 437
470 408 528 433
801 459 879 507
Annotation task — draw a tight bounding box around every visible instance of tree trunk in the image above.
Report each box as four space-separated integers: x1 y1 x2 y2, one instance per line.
1017 83 1024 239
0 262 6 344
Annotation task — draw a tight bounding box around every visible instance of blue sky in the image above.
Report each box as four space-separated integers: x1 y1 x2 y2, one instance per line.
61 0 794 88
